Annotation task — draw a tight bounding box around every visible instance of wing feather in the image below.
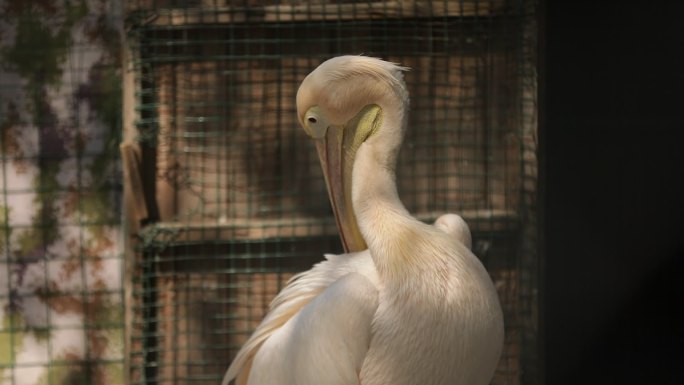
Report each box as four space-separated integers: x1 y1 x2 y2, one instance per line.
223 251 378 385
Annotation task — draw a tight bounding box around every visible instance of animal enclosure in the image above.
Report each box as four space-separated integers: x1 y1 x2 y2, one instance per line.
122 1 539 384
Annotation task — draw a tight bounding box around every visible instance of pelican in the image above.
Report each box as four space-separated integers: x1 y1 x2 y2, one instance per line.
223 56 503 385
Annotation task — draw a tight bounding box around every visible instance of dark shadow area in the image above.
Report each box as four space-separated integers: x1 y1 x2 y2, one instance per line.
543 1 684 384
574 251 684 385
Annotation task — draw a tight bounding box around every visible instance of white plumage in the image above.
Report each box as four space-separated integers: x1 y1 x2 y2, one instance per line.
223 56 503 385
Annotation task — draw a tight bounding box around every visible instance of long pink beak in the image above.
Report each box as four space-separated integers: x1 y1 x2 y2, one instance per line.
314 129 368 253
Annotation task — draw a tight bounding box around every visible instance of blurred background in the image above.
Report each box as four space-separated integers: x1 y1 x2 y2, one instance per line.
1 1 681 385
2 1 540 384
0 0 125 384
543 2 684 385
121 1 539 384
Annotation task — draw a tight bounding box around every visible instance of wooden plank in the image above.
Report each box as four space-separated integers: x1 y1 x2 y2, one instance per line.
141 208 518 244
139 0 507 27
121 143 148 234
155 65 179 222
262 1 506 22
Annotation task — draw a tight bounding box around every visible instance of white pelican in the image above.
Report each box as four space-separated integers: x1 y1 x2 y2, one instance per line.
223 56 503 385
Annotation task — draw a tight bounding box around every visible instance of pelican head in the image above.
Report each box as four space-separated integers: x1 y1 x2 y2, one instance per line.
296 56 409 252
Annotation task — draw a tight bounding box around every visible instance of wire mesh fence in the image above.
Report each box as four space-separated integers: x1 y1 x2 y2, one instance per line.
123 1 539 384
0 1 125 384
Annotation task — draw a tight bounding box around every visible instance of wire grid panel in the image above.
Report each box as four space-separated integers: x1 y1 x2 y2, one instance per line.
0 1 125 385
124 1 538 384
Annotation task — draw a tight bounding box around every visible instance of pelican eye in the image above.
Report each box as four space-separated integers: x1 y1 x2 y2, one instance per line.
302 106 328 139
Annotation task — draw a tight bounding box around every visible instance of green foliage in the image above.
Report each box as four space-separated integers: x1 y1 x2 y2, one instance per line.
0 311 26 368
0 1 126 383
103 362 125 385
36 362 90 385
0 206 10 255
75 27 122 229
0 0 88 90
87 62 123 132
2 0 89 259
80 63 122 227
90 297 124 328
15 161 61 258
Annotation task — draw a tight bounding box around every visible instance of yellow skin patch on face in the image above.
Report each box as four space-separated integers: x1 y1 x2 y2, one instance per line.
342 104 383 190
341 105 383 250
343 104 383 162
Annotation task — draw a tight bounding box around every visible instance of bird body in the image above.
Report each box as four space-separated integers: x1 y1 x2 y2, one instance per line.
224 56 503 385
